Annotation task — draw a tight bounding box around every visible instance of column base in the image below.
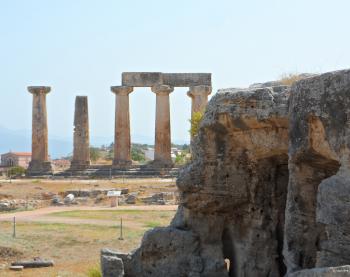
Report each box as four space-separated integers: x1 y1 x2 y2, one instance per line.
147 159 174 169
70 160 91 171
27 161 52 176
112 159 132 169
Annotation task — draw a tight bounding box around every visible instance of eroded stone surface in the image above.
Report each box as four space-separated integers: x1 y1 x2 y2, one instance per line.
106 85 290 277
287 266 350 277
284 70 350 273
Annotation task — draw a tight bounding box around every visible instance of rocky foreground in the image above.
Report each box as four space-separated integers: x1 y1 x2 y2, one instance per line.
102 69 350 277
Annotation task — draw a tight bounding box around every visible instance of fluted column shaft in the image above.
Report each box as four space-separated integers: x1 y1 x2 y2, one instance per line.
111 86 133 167
71 96 90 169
27 86 52 175
152 85 174 167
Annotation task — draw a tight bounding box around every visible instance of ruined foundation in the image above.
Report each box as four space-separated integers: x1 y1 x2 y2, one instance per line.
101 69 350 277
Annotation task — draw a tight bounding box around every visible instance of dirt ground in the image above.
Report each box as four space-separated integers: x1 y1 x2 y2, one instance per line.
0 178 178 276
0 206 177 276
0 177 177 201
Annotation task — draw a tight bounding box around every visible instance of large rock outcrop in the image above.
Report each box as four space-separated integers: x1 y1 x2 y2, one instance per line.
102 69 350 277
102 85 290 277
284 70 350 273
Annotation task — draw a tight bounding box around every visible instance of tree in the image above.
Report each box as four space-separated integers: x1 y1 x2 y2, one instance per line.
131 146 146 162
7 166 26 177
89 147 101 162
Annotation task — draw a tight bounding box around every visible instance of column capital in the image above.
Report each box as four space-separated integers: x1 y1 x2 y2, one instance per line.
187 85 212 98
28 86 51 94
111 86 133 96
152 84 174 95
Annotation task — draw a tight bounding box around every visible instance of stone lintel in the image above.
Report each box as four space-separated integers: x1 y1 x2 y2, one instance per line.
122 72 211 87
162 73 211 87
187 85 212 98
28 86 51 94
111 86 133 95
122 72 163 87
151 85 174 95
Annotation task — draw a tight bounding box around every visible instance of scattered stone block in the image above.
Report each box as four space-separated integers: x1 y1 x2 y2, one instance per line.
9 265 23 271
101 254 124 277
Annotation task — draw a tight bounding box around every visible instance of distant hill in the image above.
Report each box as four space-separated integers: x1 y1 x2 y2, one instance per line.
0 126 71 159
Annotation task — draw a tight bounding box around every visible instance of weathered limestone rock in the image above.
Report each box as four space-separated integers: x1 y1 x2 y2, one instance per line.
103 69 350 276
287 266 350 277
70 96 90 170
151 85 174 168
27 86 52 175
106 85 290 277
101 249 124 277
111 86 133 167
284 70 350 273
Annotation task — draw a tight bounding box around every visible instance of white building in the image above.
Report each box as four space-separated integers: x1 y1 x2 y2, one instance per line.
0 152 32 168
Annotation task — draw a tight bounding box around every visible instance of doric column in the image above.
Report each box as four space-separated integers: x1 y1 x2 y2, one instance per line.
187 85 212 115
27 86 52 175
71 96 90 170
111 86 133 167
152 85 174 167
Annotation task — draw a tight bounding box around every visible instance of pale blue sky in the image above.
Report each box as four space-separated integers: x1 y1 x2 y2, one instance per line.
1 0 350 146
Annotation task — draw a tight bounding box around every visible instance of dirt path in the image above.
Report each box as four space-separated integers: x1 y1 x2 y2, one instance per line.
0 205 178 226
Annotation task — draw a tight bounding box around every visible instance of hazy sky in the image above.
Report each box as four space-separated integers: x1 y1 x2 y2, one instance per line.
1 0 350 145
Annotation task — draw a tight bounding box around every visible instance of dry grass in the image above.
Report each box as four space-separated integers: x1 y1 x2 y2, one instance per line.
279 73 304 86
0 209 176 276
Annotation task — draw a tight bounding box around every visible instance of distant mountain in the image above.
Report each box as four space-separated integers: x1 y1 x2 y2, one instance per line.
0 126 188 159
0 126 71 159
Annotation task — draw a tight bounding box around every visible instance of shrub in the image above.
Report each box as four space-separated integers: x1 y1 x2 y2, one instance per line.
87 265 102 277
90 147 101 162
131 146 146 162
189 111 204 137
279 73 304 86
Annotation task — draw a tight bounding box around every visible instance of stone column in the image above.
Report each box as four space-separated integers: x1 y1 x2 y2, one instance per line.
187 85 212 115
71 96 90 170
187 85 212 141
27 86 52 175
152 85 174 167
111 86 133 167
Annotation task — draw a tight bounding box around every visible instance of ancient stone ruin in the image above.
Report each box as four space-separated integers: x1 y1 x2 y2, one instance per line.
101 69 350 276
70 96 90 170
27 86 52 176
26 72 212 175
111 72 212 168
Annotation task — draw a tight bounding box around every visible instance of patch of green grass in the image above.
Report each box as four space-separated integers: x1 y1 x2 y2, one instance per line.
144 221 162 228
50 210 175 222
87 265 102 277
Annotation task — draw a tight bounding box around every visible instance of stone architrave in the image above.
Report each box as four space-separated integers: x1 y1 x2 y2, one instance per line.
70 96 90 170
111 86 133 167
152 85 174 167
187 85 212 115
27 86 52 175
